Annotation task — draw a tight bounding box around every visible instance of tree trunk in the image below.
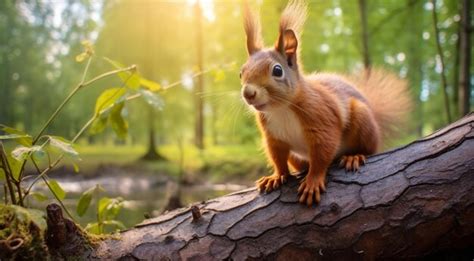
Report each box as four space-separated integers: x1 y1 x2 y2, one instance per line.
194 1 205 150
407 0 424 137
458 0 471 116
141 107 165 161
431 0 452 123
140 0 165 162
89 113 474 260
358 0 371 70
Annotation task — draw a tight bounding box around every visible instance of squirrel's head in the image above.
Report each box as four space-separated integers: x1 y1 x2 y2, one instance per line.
240 0 307 112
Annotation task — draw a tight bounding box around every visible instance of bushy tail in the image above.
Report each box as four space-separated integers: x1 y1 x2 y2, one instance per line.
351 68 413 142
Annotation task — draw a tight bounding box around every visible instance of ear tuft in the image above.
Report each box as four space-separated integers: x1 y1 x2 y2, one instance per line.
242 1 263 55
274 0 307 66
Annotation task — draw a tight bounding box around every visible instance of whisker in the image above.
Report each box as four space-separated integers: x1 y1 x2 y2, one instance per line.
270 94 313 118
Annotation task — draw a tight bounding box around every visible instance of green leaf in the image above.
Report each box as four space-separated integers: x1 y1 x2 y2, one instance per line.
103 57 140 89
105 197 123 220
30 191 48 202
140 78 161 91
11 145 44 161
97 197 112 221
47 136 79 158
95 88 127 116
48 179 66 200
72 162 80 173
89 114 108 135
0 125 33 146
102 220 126 230
109 102 128 139
139 89 164 110
76 186 95 217
6 154 22 181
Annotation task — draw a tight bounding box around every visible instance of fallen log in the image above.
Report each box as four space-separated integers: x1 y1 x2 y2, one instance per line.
87 114 474 260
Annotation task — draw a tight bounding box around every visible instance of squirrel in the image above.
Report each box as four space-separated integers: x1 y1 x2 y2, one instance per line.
240 0 412 206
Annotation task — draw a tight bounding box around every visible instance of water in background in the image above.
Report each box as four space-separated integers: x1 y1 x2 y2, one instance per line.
19 167 248 230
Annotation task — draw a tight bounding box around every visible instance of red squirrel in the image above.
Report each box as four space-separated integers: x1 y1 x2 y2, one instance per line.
240 0 412 206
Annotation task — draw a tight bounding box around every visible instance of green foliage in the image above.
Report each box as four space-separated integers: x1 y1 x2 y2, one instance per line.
0 126 33 147
85 196 125 234
5 153 23 182
29 192 48 202
77 185 104 217
46 136 79 159
11 145 44 162
94 88 128 116
48 179 66 200
0 35 161 236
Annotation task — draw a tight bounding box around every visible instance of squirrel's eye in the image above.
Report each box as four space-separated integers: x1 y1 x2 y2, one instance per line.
272 64 283 78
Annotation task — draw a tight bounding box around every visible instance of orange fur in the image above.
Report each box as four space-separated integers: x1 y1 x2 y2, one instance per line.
350 68 412 141
241 1 412 206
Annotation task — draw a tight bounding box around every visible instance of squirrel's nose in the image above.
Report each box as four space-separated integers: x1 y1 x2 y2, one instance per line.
243 88 257 101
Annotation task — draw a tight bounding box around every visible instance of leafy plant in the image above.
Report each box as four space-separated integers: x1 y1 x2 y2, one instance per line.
76 185 124 234
0 41 163 225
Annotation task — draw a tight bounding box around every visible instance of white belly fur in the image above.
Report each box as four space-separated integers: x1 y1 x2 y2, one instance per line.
264 107 308 159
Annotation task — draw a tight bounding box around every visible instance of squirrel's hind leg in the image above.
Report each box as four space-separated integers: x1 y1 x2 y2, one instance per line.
339 155 366 172
339 98 379 172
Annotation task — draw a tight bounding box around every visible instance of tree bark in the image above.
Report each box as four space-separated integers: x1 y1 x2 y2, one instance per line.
92 114 474 260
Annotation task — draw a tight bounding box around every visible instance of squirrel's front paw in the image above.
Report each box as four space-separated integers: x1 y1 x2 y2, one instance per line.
256 174 287 193
298 174 326 206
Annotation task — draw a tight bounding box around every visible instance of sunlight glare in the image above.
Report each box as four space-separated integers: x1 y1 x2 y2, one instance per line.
187 0 215 22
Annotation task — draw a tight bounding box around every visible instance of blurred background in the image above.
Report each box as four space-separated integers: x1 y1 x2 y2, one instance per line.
0 0 472 229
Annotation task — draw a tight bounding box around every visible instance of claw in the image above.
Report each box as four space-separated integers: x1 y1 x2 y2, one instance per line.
340 154 367 172
298 174 326 207
256 174 287 193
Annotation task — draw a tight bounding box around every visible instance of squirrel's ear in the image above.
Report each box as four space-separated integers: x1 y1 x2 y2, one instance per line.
242 1 263 55
275 29 298 67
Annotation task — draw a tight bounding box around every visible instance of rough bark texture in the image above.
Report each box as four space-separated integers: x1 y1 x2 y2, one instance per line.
93 114 474 260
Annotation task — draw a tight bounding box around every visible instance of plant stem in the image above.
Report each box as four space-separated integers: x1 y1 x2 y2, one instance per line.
3 184 8 204
81 65 136 87
31 63 135 146
20 64 137 196
29 157 76 221
0 142 17 204
33 57 93 144
25 156 63 195
81 56 92 83
24 73 134 195
42 176 76 222
15 181 24 206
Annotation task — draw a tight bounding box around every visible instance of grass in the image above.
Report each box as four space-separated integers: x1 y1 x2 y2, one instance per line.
71 143 267 184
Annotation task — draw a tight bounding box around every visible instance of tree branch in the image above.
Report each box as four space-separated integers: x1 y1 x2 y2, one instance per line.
84 114 474 260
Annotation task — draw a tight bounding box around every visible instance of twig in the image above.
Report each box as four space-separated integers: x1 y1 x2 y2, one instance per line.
431 0 452 123
30 156 76 222
0 142 17 204
3 184 8 204
81 65 136 87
